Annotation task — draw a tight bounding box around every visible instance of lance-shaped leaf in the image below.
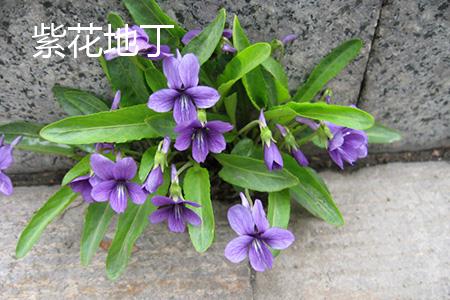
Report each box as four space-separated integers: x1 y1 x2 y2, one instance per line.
61 155 91 186
365 123 401 144
182 8 226 65
184 165 215 253
217 43 271 97
231 138 254 157
40 105 159 144
123 0 185 46
0 121 75 157
138 146 157 182
268 189 291 256
80 202 115 266
144 65 167 92
106 172 170 280
145 112 177 138
215 153 299 192
293 39 363 102
16 186 78 258
283 155 344 226
53 85 109 116
107 12 125 30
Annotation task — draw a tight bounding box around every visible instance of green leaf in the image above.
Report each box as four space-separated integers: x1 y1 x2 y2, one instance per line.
288 102 374 130
107 12 125 30
182 9 226 65
231 138 254 157
262 57 289 89
106 172 170 280
138 146 157 182
224 93 238 126
123 0 185 46
106 57 150 106
61 155 91 186
293 39 363 102
366 123 401 144
40 105 159 145
16 186 78 258
144 66 167 92
283 155 344 226
98 55 111 83
145 112 177 138
0 122 75 157
262 58 290 103
268 189 291 256
80 202 115 266
53 85 109 116
217 43 271 97
184 165 215 252
215 153 299 192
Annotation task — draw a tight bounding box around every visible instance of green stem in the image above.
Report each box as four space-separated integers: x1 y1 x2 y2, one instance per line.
244 189 254 206
176 161 193 177
237 120 260 136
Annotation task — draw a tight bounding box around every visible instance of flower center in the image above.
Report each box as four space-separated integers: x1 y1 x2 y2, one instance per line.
117 183 127 199
179 94 191 111
174 204 183 221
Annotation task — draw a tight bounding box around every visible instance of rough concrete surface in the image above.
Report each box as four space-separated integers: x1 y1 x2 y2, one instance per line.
1 162 449 299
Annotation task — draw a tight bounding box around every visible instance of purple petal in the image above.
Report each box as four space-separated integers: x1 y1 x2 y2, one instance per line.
132 25 149 42
149 206 172 223
181 200 201 208
259 110 267 126
261 227 295 250
227 204 254 235
113 157 137 180
224 235 253 263
69 175 94 202
252 199 270 233
192 131 209 163
222 29 233 39
151 195 175 207
162 56 182 89
296 117 319 130
281 34 297 45
328 131 344 151
111 90 121 110
178 53 199 88
174 131 192 151
206 131 226 154
148 88 178 112
239 192 251 208
173 95 197 124
292 149 309 166
161 136 171 154
104 48 120 60
328 149 344 169
127 182 147 205
89 175 102 187
110 184 128 213
91 180 116 202
222 44 236 53
264 143 283 171
206 121 233 133
90 154 115 180
248 239 273 272
276 124 288 137
168 205 186 232
185 86 220 108
143 166 164 194
0 172 13 196
0 146 13 170
183 206 201 226
181 29 201 45
143 44 172 61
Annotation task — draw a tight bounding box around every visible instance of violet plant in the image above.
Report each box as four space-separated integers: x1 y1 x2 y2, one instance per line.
0 0 401 280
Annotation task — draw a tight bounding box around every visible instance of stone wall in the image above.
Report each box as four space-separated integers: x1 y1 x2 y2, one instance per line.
0 0 449 173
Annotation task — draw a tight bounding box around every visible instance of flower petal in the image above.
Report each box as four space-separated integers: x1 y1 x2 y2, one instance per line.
192 131 209 163
206 121 234 133
292 148 309 166
0 172 13 196
173 95 197 124
90 154 115 180
174 131 193 151
110 184 128 213
264 143 283 171
148 89 178 112
168 205 186 232
181 29 201 45
224 235 253 263
227 204 254 235
248 239 273 272
261 227 295 250
91 180 116 202
163 56 182 89
206 131 226 154
143 166 164 194
178 53 199 88
0 146 14 170
149 206 172 223
328 149 344 169
252 199 270 232
182 200 201 208
185 86 220 108
151 195 175 207
182 207 201 226
113 157 137 180
126 182 147 205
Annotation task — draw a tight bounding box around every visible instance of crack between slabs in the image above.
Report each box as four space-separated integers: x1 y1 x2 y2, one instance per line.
356 0 387 107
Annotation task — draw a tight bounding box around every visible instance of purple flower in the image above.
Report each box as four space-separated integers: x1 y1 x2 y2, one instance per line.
143 137 171 193
327 123 368 169
291 149 309 166
225 193 295 272
148 165 201 232
69 174 101 203
276 124 309 167
281 34 297 45
148 52 221 124
259 111 283 171
104 25 171 61
182 29 236 53
110 90 121 110
174 119 233 163
296 117 319 130
90 154 147 213
0 135 21 196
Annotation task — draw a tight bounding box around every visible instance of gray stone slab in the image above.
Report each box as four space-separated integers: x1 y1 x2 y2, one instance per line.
359 0 450 152
0 186 252 299
254 161 450 299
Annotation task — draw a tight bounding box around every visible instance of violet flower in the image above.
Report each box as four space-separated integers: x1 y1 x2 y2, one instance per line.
0 135 21 196
327 123 368 169
69 175 101 203
148 51 221 124
104 25 171 61
225 193 295 272
259 111 283 171
148 165 201 232
182 28 236 53
276 124 309 167
174 119 233 163
296 117 320 130
143 136 171 193
90 154 147 213
281 34 298 45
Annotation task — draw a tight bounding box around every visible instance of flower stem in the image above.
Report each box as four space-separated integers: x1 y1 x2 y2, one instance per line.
244 188 254 206
176 161 193 177
237 120 260 136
